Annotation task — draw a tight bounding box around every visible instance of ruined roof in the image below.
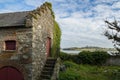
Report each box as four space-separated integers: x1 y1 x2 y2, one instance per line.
0 11 30 27
0 2 53 28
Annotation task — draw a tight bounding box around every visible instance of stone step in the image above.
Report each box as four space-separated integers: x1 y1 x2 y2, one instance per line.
41 79 50 80
41 75 51 79
40 58 57 80
41 71 53 75
43 67 54 71
47 58 56 61
46 60 56 64
44 64 55 67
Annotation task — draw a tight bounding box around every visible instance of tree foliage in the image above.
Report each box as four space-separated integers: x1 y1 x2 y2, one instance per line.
104 20 120 54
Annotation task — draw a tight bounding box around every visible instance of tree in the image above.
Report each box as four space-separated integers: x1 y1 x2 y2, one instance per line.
104 19 120 55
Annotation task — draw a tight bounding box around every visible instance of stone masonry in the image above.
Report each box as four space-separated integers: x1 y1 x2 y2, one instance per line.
0 2 54 80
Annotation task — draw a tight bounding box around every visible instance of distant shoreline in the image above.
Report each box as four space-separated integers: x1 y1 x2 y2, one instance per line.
62 46 116 52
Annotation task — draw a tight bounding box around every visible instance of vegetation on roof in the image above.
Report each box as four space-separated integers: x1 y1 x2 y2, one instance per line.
29 2 55 19
44 2 55 18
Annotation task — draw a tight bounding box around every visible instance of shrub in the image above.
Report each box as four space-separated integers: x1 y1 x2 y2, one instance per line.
70 55 79 64
78 51 109 65
78 51 94 64
92 51 109 65
60 52 71 61
60 51 109 65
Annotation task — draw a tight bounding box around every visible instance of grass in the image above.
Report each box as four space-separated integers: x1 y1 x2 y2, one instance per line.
59 61 120 80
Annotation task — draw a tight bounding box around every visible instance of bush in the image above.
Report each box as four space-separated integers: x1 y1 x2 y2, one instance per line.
78 51 109 65
60 52 71 61
92 51 109 65
60 51 109 65
78 51 94 64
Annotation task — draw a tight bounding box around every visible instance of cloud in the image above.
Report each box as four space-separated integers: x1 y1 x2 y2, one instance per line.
0 0 119 48
24 0 46 7
94 0 118 4
0 0 16 3
112 1 120 9
55 0 120 48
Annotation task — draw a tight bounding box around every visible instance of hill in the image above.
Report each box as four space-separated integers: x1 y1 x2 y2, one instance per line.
62 46 116 52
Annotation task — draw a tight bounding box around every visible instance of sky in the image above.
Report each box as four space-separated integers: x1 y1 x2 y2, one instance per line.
0 0 120 48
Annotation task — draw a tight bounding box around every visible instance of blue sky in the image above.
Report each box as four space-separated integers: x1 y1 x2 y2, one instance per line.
0 0 120 48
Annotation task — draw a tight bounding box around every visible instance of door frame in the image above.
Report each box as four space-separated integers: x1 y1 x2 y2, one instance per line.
46 37 51 57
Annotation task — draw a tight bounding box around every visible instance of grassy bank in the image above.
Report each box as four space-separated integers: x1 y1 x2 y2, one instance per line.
59 61 120 80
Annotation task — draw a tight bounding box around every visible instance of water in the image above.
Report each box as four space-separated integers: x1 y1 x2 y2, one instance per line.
61 49 80 54
61 50 118 55
61 49 119 55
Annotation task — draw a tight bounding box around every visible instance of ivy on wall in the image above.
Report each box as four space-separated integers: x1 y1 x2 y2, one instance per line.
45 2 61 58
51 21 61 58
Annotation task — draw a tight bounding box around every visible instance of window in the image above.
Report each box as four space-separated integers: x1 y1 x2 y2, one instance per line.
5 40 16 50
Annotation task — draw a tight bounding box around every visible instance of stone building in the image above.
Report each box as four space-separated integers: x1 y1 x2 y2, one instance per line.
0 2 59 80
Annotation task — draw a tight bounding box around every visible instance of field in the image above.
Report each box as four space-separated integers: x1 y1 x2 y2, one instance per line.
59 61 120 80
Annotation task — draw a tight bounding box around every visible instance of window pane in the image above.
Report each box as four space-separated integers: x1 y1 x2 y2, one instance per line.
5 40 16 50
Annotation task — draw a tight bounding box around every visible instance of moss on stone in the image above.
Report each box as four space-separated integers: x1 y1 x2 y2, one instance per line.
45 2 61 58
51 20 61 58
29 2 55 20
44 2 55 18
30 2 61 58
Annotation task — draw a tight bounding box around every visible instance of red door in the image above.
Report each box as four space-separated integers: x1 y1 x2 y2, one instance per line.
0 66 24 80
46 38 51 57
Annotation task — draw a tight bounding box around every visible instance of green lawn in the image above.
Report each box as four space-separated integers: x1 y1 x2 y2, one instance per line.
59 61 120 80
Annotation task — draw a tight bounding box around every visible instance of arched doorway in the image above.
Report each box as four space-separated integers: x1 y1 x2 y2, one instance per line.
46 37 51 57
0 66 24 80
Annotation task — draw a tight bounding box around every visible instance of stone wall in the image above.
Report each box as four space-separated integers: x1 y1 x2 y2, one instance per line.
0 2 54 80
106 56 120 66
0 27 33 80
31 4 54 80
51 58 60 80
0 28 32 54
